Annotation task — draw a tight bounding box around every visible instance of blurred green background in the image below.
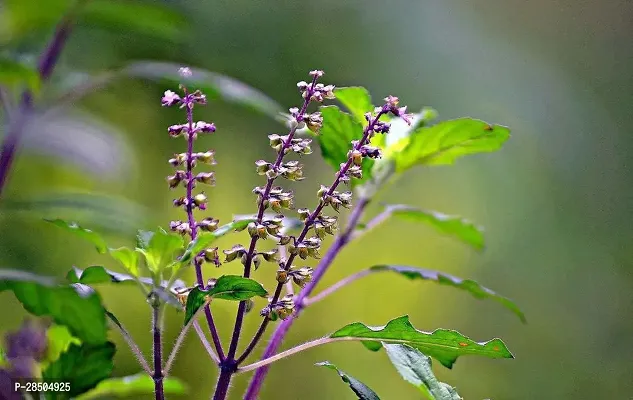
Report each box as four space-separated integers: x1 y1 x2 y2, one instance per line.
2 0 632 399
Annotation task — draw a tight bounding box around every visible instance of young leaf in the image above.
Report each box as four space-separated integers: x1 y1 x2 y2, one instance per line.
135 230 154 249
184 275 267 325
394 119 510 171
179 219 254 265
75 373 187 399
109 247 140 277
42 325 81 369
136 229 184 273
382 205 485 250
0 269 108 345
318 105 373 185
42 341 115 399
330 315 513 368
316 361 380 400
384 344 462 400
369 265 525 323
45 219 108 254
334 87 373 125
0 57 41 93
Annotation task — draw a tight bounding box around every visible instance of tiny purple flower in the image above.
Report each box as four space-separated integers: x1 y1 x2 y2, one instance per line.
162 90 182 107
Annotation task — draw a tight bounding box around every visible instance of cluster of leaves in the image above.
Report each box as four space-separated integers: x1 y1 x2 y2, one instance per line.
0 217 266 398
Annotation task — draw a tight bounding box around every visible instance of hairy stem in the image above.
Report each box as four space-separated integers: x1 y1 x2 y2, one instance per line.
183 90 225 361
243 196 370 399
238 337 355 374
303 268 374 306
106 312 152 375
0 0 88 197
152 304 165 400
193 321 220 364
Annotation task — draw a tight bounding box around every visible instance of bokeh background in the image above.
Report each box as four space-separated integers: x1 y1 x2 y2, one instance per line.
1 0 632 399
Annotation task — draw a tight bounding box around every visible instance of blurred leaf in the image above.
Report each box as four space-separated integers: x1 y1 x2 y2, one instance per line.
42 325 81 369
136 230 184 274
330 315 513 368
395 119 510 171
109 248 140 277
318 106 372 185
22 112 135 178
382 205 485 250
42 341 115 399
53 62 284 119
384 344 462 400
334 87 373 124
0 0 184 45
0 269 108 345
45 218 108 254
178 219 254 266
0 57 40 93
184 275 267 325
368 265 526 323
81 1 187 43
316 361 380 400
0 193 148 235
66 266 184 294
76 373 187 399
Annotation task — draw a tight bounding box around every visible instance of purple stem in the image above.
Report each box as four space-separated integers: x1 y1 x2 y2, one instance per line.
210 76 320 400
152 304 165 400
0 0 87 197
243 197 369 399
184 92 225 360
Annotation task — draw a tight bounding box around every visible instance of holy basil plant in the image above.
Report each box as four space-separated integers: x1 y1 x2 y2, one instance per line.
0 6 520 396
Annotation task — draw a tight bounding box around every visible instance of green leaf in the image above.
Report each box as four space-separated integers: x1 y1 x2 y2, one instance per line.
394 119 510 171
384 344 462 400
81 0 187 43
330 315 513 368
318 106 372 185
42 341 115 399
109 247 140 277
0 192 149 235
369 265 525 323
136 230 184 273
334 87 373 125
76 374 186 399
65 266 183 307
45 219 108 254
384 205 485 250
42 325 81 368
316 361 380 400
0 0 185 45
0 57 40 93
184 275 267 325
135 230 154 250
179 219 254 265
0 269 108 345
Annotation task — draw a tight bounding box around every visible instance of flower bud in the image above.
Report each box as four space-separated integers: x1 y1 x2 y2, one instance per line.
195 172 216 186
193 193 208 207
